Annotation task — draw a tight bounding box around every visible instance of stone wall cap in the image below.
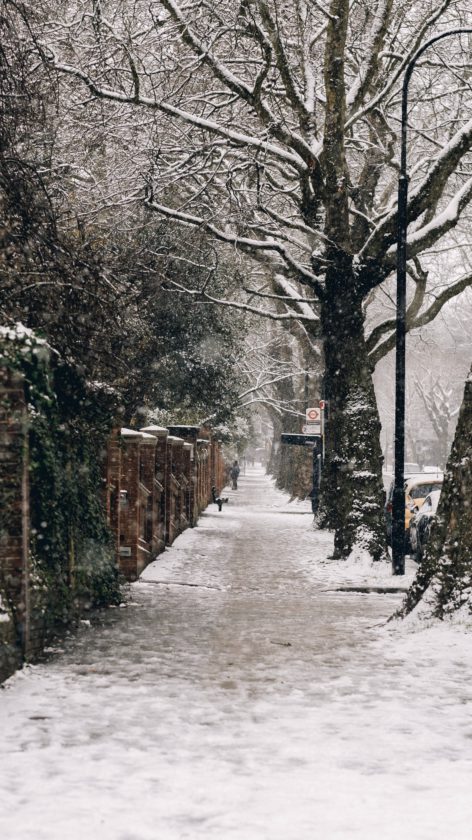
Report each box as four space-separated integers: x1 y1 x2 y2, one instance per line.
121 427 143 440
140 425 169 437
167 435 184 445
139 432 157 445
183 442 193 450
197 438 210 445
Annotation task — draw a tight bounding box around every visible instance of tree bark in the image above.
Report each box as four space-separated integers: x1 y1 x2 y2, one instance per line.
318 270 387 561
402 365 472 618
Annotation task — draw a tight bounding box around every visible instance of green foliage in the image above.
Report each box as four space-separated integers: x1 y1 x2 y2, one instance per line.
0 326 121 632
114 223 246 426
1 8 246 433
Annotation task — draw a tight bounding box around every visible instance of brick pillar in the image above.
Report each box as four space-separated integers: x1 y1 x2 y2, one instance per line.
138 433 157 573
106 428 121 564
167 427 200 525
197 439 210 511
170 436 185 535
213 440 221 493
195 443 202 515
118 429 142 581
200 442 207 512
217 443 225 492
140 425 168 553
186 442 198 526
182 443 192 525
0 367 29 668
166 436 186 544
165 437 178 545
209 437 218 494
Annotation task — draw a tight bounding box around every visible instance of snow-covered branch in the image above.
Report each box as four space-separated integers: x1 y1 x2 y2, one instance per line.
363 117 472 265
162 278 318 322
368 270 472 366
145 198 324 292
43 54 308 174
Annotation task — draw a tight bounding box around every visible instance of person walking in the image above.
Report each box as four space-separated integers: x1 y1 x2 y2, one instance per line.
230 460 240 490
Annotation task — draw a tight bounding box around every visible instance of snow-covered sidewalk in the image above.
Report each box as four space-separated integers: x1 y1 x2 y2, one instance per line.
1 467 471 840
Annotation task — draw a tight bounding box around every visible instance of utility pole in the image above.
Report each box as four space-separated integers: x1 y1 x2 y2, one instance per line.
392 28 472 575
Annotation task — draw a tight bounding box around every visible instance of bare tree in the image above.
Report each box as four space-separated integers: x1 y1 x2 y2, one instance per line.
414 375 460 467
32 0 472 558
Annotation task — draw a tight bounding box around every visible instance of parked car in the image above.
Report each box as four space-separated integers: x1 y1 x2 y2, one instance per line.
409 490 441 562
384 473 443 550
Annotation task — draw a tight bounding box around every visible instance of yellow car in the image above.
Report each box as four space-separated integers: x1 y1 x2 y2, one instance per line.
404 473 443 548
385 472 443 549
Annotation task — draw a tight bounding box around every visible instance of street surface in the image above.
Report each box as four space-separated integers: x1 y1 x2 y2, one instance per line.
1 468 471 839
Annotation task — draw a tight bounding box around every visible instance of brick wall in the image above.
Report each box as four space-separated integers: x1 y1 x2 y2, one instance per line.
0 368 30 680
138 433 158 574
112 425 222 581
105 429 122 561
118 429 142 581
0 384 228 682
140 426 168 555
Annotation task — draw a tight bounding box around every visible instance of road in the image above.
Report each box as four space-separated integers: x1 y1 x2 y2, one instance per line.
1 468 471 839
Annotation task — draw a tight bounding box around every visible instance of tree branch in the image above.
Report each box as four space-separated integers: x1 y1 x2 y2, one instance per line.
43 52 308 173
368 270 472 366
162 278 319 322
362 118 472 264
145 197 324 292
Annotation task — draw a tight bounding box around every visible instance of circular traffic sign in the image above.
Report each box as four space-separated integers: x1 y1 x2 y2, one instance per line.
306 407 321 422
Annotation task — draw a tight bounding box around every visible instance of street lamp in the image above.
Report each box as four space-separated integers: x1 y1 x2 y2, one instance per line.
392 28 472 575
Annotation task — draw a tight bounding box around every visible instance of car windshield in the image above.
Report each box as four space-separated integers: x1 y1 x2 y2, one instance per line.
410 482 442 500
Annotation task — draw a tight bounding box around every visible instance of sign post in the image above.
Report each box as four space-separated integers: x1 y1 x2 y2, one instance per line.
319 400 327 461
280 433 321 448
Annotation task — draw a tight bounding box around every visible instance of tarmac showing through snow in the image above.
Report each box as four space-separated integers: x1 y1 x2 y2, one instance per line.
1 467 472 839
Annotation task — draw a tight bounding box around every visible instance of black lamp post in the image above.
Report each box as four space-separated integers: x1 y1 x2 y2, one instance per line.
392 28 472 575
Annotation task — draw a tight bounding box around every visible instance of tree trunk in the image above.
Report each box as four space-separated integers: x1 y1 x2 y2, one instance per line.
314 1 385 560
318 270 387 561
267 338 302 495
267 413 282 476
402 365 472 618
277 409 299 493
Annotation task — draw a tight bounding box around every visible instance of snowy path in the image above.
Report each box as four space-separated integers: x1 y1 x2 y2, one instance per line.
1 468 472 840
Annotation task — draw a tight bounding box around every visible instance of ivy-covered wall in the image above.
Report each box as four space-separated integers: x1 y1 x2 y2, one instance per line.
0 591 21 684
0 325 121 680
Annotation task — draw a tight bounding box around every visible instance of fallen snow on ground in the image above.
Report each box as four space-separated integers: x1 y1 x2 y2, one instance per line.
1 468 471 840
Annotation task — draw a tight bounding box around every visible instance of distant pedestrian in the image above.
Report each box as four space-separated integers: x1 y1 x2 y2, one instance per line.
230 460 240 490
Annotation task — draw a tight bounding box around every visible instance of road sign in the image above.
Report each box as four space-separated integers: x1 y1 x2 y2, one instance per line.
306 407 321 423
319 400 326 410
281 433 321 449
303 423 321 434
